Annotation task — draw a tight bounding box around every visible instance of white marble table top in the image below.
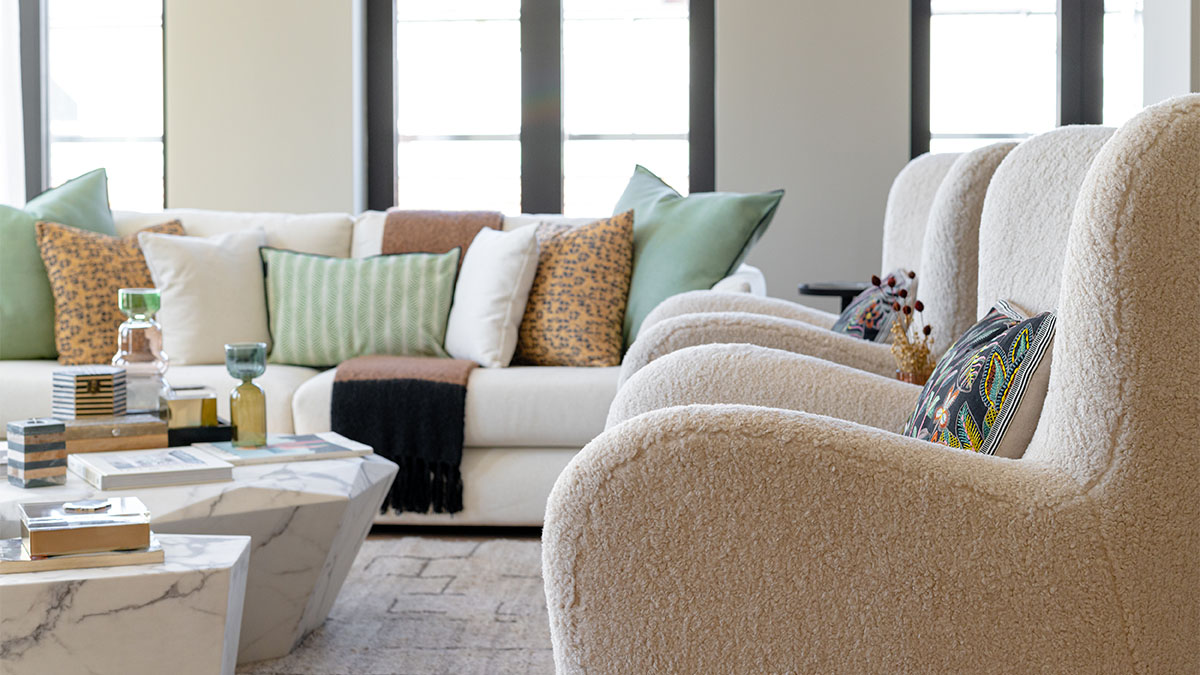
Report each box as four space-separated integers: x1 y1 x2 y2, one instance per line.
0 533 251 675
0 453 398 664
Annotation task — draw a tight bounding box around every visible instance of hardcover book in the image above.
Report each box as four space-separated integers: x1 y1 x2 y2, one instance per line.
68 447 233 490
194 432 371 466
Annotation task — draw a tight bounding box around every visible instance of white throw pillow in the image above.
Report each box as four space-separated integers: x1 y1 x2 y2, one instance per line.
138 229 271 365
445 226 540 367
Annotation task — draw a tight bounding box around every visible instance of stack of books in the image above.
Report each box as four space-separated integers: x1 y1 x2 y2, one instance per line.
1 497 163 574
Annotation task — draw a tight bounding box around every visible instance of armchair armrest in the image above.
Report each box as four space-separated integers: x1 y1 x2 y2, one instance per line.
544 405 1127 673
620 311 895 386
609 343 922 432
640 290 839 337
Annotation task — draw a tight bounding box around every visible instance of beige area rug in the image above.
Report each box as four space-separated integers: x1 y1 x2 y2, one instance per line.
238 536 553 675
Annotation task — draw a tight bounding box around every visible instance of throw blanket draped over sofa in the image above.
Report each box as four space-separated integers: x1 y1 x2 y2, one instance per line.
331 209 500 514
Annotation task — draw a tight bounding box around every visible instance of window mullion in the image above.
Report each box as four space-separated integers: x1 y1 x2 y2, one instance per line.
689 0 715 192
19 0 47 200
1058 0 1104 125
520 0 563 214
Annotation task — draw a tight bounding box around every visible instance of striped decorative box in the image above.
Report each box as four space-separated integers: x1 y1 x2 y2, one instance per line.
52 366 127 419
7 418 67 488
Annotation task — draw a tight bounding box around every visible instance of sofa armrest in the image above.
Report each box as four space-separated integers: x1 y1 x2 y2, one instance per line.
620 311 894 387
608 343 921 432
544 405 1125 673
710 263 767 296
640 290 839 337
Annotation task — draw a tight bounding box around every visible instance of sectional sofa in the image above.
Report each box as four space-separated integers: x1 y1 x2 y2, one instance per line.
0 208 765 526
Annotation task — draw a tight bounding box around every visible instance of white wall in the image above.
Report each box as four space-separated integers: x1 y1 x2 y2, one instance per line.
164 0 364 214
716 0 911 303
1143 0 1200 106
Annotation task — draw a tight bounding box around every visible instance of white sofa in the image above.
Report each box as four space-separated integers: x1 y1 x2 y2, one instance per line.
0 208 765 526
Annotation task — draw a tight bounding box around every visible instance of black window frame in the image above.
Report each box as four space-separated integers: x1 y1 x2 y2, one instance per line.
365 0 716 213
910 0 1105 158
18 0 168 205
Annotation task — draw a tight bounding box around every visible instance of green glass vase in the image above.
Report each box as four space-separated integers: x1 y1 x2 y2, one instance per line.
225 342 267 447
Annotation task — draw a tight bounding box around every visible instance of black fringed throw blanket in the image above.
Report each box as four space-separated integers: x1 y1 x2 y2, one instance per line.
331 355 477 514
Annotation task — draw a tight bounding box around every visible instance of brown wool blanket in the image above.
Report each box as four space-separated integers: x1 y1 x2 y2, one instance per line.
332 355 477 514
382 209 502 268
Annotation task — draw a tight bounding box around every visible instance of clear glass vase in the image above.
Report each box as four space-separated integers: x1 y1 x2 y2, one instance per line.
112 288 170 415
225 342 267 447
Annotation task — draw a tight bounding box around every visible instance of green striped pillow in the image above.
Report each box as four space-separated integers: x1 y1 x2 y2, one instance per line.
261 247 460 366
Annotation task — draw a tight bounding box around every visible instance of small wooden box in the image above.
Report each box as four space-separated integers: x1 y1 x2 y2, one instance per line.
52 366 127 419
6 418 67 488
64 415 168 454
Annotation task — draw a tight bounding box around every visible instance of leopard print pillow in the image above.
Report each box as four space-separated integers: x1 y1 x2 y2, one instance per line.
37 219 185 365
513 211 634 367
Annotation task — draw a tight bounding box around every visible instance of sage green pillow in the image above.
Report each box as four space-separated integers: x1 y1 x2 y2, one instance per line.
262 247 460 367
0 169 115 359
614 165 783 346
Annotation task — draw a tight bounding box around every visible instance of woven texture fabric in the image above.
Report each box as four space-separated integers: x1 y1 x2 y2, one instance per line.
513 211 634 367
903 300 1055 458
381 209 502 271
262 248 459 367
36 219 184 365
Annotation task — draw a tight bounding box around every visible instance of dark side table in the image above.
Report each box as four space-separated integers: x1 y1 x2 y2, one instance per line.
797 281 870 311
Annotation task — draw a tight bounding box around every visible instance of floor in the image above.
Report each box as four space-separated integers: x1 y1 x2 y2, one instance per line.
237 527 552 675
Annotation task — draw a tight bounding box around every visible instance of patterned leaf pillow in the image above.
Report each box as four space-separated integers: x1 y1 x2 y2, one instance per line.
830 268 914 342
261 247 460 367
902 300 1055 458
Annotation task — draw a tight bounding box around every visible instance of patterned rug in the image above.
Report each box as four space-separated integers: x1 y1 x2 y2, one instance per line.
238 536 553 675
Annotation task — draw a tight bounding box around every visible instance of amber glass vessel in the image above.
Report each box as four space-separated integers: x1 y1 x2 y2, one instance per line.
225 342 267 447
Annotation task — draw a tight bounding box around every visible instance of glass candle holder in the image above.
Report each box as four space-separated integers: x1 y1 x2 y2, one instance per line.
225 342 267 447
112 288 170 414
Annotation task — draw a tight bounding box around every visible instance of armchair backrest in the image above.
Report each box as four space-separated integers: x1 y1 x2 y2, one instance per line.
917 142 1017 350
879 152 960 272
975 126 1115 316
1025 94 1200 671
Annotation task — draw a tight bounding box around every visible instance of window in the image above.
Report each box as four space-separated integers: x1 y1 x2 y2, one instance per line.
915 0 1145 155
43 0 164 210
1102 0 1143 126
562 0 689 216
928 1 1057 153
379 0 712 216
394 1 522 215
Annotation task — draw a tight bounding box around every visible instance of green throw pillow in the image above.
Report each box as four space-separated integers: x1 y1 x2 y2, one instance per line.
261 247 460 367
614 165 783 347
0 169 115 359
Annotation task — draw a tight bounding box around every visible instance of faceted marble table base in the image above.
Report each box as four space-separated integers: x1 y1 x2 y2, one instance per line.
0 454 398 664
0 534 250 675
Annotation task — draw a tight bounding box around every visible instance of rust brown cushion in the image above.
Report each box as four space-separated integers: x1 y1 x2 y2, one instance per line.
382 209 502 269
513 211 634 367
36 219 185 365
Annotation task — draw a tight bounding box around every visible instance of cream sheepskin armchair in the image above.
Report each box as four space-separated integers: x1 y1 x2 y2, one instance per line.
620 142 1015 386
610 126 1114 427
541 98 1200 672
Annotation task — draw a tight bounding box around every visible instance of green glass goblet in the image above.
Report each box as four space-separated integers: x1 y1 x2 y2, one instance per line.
225 342 267 447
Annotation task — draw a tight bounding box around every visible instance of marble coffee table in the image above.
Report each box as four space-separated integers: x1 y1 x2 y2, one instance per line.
0 454 398 664
0 534 250 675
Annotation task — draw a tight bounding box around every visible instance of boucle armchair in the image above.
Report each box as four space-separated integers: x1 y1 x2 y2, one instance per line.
611 125 1115 426
543 97 1200 672
621 142 1014 385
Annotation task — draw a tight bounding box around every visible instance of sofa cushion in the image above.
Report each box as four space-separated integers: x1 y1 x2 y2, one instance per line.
37 219 185 365
113 209 354 258
0 360 321 439
350 211 603 258
2 169 116 360
513 212 634 367
292 365 620 448
614 165 784 346
140 229 272 365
